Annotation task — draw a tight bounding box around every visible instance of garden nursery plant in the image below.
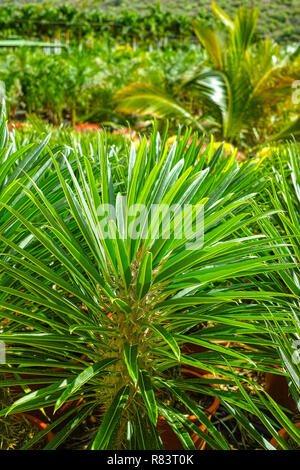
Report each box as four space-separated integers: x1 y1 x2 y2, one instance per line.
0 0 300 452
0 105 299 449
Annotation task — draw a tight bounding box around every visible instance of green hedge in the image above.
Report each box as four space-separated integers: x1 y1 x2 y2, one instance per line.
0 2 299 44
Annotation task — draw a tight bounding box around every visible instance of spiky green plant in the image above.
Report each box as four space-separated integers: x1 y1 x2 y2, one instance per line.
0 122 297 450
0 103 55 254
254 143 300 448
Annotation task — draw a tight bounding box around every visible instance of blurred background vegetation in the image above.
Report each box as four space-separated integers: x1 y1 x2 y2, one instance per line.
0 1 299 451
0 1 299 151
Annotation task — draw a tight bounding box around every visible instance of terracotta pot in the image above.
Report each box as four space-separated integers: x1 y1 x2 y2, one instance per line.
15 412 54 443
158 395 220 450
181 341 229 378
270 422 300 449
265 366 298 413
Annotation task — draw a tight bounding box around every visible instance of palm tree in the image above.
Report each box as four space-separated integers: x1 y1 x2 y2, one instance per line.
114 3 300 148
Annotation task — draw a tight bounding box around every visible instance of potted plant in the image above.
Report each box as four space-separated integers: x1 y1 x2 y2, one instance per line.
0 126 293 450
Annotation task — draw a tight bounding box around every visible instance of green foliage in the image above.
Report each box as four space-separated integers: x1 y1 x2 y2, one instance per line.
257 145 300 443
0 1 299 44
0 3 195 44
1 110 299 449
0 3 299 151
0 40 204 127
116 4 300 148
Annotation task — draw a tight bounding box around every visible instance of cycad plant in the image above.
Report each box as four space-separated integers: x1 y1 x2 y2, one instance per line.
0 123 296 449
115 3 300 147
